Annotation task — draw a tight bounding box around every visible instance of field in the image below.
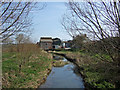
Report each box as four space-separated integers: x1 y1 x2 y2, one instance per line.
2 44 53 88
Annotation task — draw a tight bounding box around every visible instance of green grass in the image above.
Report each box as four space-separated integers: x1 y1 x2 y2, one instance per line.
2 52 53 88
55 50 119 88
2 52 16 59
58 50 113 62
81 63 116 88
80 60 119 88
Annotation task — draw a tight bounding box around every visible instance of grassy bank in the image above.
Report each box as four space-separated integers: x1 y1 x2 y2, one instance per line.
54 50 120 88
2 52 53 88
52 60 69 67
2 44 53 88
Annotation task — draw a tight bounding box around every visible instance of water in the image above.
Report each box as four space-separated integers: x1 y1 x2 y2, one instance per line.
39 57 85 88
52 55 64 60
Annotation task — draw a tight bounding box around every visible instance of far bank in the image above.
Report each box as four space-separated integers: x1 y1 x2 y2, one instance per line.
51 50 120 88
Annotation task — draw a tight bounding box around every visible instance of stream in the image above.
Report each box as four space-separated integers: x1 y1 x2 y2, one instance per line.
39 55 85 88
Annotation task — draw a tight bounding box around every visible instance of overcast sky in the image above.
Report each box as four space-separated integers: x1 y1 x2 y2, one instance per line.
31 2 72 43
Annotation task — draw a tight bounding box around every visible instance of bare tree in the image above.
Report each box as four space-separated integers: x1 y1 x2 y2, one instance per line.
0 1 45 41
62 0 120 65
15 33 31 44
2 37 13 44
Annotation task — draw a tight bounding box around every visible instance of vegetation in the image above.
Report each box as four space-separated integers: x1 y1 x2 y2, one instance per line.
53 60 69 67
62 1 120 66
2 44 53 88
0 1 45 41
1 0 120 89
55 50 120 88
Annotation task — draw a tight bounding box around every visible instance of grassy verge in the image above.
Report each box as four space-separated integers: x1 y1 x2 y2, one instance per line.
2 51 53 88
54 50 120 88
52 60 69 67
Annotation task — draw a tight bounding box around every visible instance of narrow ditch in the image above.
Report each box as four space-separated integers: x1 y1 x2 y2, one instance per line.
39 54 85 88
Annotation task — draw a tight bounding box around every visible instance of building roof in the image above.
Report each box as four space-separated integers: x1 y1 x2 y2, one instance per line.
40 37 53 42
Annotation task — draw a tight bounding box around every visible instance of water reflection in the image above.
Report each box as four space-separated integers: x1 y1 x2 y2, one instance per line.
39 57 85 88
